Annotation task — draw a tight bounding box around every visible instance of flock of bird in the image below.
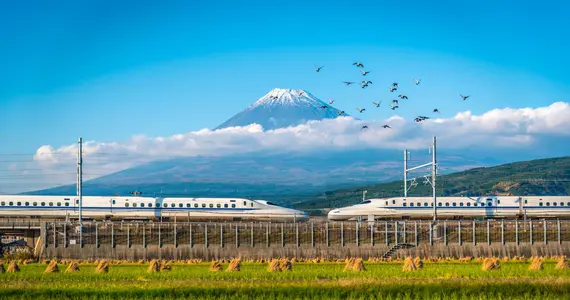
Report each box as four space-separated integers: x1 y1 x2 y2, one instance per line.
311 63 470 130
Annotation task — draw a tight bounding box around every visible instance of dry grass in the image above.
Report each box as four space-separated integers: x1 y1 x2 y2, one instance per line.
44 260 59 273
343 258 366 272
159 260 172 271
482 258 501 271
147 260 160 273
226 258 241 272
279 258 292 271
267 259 281 272
209 260 222 272
459 256 473 263
95 260 109 273
66 261 80 273
413 257 423 270
556 257 570 270
7 261 20 273
402 257 418 272
344 258 355 272
529 257 544 271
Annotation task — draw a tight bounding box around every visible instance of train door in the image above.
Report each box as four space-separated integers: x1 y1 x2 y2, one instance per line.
154 197 163 220
484 197 497 218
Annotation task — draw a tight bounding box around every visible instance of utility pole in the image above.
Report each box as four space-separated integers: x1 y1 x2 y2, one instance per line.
403 150 408 197
77 137 83 224
403 135 438 221
431 136 437 221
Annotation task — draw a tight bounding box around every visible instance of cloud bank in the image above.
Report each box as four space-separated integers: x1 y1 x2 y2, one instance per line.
6 101 570 193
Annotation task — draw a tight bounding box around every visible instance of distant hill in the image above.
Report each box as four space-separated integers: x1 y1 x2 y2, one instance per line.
294 156 570 210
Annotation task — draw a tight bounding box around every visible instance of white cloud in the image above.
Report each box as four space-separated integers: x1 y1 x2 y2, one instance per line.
4 101 570 193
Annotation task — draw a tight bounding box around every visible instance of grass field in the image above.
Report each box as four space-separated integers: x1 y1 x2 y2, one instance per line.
1 259 570 299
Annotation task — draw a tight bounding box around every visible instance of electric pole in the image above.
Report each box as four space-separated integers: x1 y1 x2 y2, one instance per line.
77 137 83 224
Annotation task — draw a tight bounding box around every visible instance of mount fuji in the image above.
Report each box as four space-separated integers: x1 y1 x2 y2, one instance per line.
216 88 350 130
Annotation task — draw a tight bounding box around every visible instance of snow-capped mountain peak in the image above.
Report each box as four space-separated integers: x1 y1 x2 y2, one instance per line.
252 88 324 107
215 88 350 130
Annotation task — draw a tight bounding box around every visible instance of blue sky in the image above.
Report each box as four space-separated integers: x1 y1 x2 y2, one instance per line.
1 0 569 154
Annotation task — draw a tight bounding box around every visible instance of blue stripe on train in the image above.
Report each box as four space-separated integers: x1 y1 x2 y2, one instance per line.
0 206 258 211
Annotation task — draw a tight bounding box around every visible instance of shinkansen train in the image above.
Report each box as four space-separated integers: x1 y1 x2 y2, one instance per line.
0 195 309 222
328 195 570 221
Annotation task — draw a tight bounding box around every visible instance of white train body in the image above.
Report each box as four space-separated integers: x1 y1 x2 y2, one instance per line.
328 195 570 221
0 195 309 222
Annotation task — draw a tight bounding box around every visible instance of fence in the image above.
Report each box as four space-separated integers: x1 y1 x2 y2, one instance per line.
41 219 570 249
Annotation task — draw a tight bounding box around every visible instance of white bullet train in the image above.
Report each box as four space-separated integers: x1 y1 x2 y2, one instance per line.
0 195 309 222
328 195 570 221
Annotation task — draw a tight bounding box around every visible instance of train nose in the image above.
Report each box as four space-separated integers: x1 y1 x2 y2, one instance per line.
295 210 309 222
327 209 347 221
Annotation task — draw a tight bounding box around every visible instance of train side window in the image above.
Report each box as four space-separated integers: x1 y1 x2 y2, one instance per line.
567 202 570 206
141 203 145 208
546 202 550 206
467 203 471 207
163 203 168 208
133 203 137 207
438 203 442 206
186 203 191 208
417 202 421 207
409 203 413 207
179 203 183 208
251 203 253 207
149 203 153 208
217 204 221 208
33 202 37 206
539 202 543 206
244 201 247 206
403 203 407 207
460 202 463 207
17 202 21 206
112 200 116 205
57 202 61 206
231 204 236 208
64 202 69 207
49 202 53 206
125 203 130 207
497 200 500 204
561 202 564 206
40 202 45 206
424 202 428 207
194 204 198 208
392 200 396 205
0 202 4 206
210 204 214 208
445 203 449 207
431 202 434 206
525 199 528 204
224 204 228 208
202 204 206 208
452 202 456 207
554 202 557 206
171 203 175 208
76 199 79 204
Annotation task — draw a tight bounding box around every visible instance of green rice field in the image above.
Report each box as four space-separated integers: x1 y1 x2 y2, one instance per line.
1 260 570 299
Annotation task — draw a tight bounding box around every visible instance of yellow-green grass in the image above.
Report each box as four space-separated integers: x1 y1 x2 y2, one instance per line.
0 261 569 299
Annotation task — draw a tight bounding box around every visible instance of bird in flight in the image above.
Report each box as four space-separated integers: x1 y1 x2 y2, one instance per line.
390 104 399 110
460 94 470 100
382 125 391 129
392 82 399 88
360 69 371 76
414 79 421 85
361 125 369 130
392 99 399 105
338 110 345 116
356 107 366 113
389 86 397 92
414 116 430 123
320 105 328 109
373 101 381 107
398 94 408 100
433 108 440 114
314 65 324 72
298 91 305 96
353 62 364 68
343 81 355 86
329 98 335 105
360 81 370 89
